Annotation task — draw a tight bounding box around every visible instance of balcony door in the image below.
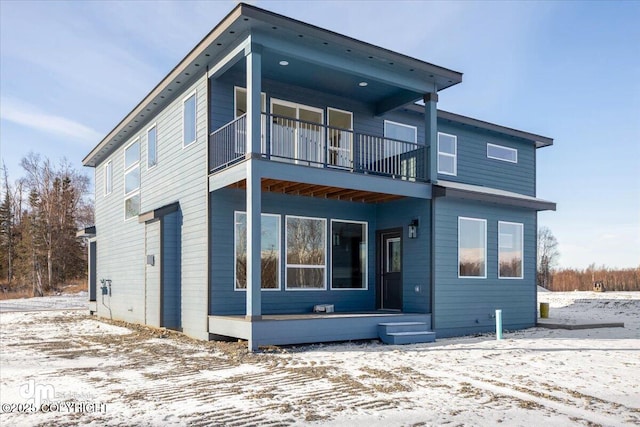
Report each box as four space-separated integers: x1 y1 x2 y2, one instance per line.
271 99 324 166
327 108 353 168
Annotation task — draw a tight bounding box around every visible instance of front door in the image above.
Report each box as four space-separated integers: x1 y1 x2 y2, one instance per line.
381 231 402 310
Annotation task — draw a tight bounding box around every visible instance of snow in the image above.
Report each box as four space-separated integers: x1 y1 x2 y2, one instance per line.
1 291 638 426
0 291 88 312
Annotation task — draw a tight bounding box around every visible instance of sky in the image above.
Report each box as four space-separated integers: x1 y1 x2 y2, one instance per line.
1 0 638 269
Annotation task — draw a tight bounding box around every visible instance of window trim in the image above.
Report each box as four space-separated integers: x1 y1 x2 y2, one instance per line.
458 216 487 279
285 214 327 291
103 160 112 196
487 143 518 163
498 221 524 280
182 90 197 148
147 123 157 170
330 219 368 291
233 86 266 118
438 132 457 176
233 211 282 292
383 120 417 143
123 138 141 221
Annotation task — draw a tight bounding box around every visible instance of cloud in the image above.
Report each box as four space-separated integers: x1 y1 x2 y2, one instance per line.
1 97 102 143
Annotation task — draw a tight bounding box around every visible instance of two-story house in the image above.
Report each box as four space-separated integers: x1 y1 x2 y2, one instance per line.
81 3 555 351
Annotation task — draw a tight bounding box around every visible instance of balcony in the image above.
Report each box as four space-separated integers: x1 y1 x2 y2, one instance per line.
209 114 427 182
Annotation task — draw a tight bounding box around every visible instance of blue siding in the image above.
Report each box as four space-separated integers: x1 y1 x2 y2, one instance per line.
210 70 427 144
437 121 536 196
433 197 537 337
162 210 182 329
376 198 431 313
211 72 536 198
209 188 432 316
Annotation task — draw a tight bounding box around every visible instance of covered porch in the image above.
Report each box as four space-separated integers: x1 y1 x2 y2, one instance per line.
208 312 432 347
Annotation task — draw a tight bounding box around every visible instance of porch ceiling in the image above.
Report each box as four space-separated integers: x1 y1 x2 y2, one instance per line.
227 178 405 203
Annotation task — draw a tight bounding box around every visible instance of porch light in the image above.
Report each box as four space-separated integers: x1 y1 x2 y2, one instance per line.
358 81 368 87
279 60 289 66
408 219 419 239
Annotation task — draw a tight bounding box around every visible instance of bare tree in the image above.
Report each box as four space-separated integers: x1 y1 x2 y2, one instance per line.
537 226 559 289
19 153 91 292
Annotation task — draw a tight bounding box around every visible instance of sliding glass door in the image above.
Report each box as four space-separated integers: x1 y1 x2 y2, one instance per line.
271 99 324 166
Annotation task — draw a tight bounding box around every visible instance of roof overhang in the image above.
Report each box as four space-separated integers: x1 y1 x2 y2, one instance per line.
138 202 180 223
402 105 553 148
434 180 556 211
83 2 463 168
76 226 96 238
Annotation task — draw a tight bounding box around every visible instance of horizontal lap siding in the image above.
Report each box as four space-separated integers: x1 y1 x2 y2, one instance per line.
433 198 536 337
210 189 432 316
376 199 431 313
209 71 426 144
211 188 379 315
437 122 535 196
94 74 209 339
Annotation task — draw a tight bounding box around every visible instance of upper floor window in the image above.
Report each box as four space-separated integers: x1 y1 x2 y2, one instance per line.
438 132 457 176
183 91 196 147
124 139 140 220
384 120 417 143
103 161 112 196
499 221 523 279
458 217 486 278
147 125 157 168
487 143 517 163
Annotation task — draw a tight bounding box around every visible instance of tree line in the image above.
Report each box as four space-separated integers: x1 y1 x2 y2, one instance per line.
537 226 640 291
0 154 93 296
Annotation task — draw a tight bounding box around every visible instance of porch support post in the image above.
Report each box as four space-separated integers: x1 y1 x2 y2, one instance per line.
245 41 262 352
246 41 262 156
424 92 438 183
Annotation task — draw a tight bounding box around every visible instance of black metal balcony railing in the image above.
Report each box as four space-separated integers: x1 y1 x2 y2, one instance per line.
209 113 427 181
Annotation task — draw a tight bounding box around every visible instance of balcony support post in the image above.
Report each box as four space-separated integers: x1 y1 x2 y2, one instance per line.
424 92 438 183
246 41 262 156
245 41 263 352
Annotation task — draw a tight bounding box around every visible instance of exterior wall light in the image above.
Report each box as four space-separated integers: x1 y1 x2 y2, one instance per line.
408 219 419 239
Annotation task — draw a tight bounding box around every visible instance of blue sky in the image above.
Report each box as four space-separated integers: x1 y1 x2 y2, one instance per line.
1 0 638 269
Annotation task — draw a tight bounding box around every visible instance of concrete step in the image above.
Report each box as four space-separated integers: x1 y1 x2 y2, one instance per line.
380 331 436 345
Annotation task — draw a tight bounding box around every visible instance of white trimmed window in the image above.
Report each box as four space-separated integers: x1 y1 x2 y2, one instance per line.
487 143 517 163
234 212 281 290
458 217 486 278
124 139 140 220
384 120 417 143
331 220 367 290
438 132 457 175
147 125 157 168
499 221 523 279
104 161 112 196
183 91 196 147
286 215 326 290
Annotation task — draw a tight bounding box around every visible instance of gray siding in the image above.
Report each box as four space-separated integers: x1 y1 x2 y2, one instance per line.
437 121 536 196
209 188 431 316
433 197 537 337
94 74 209 339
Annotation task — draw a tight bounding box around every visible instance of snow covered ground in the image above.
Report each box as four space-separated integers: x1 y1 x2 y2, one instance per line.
1 291 638 426
0 291 88 312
